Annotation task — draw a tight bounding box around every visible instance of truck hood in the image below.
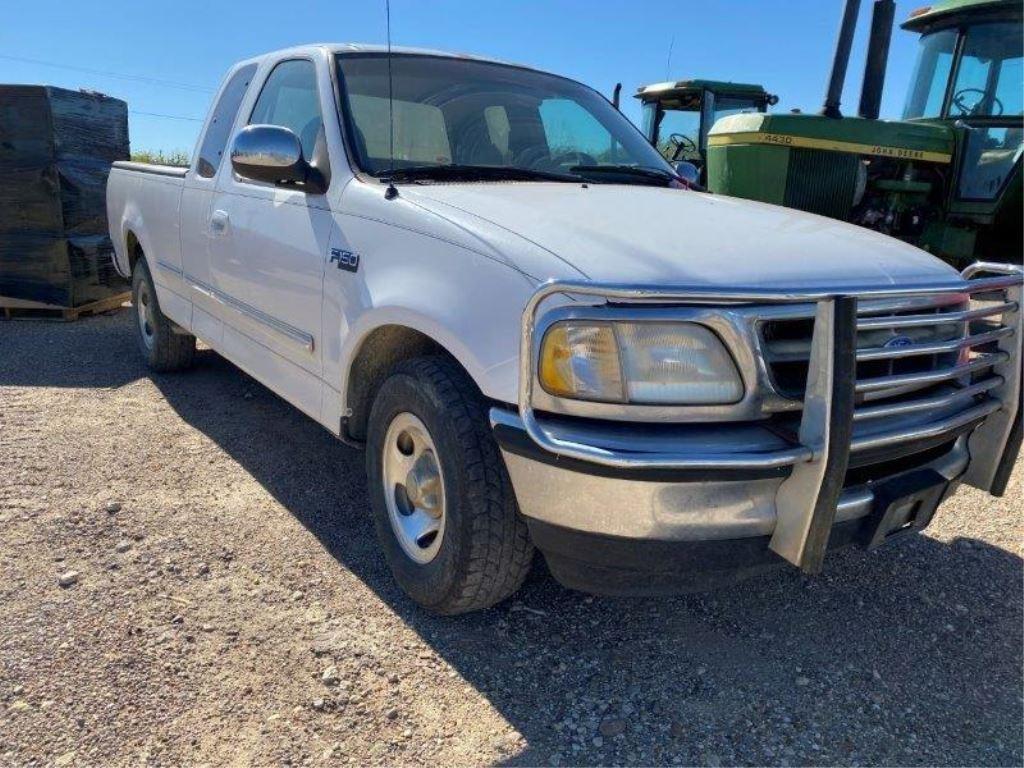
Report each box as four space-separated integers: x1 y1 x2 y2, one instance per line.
401 183 959 288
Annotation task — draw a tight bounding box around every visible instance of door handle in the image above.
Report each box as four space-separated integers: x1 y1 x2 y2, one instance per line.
210 209 230 235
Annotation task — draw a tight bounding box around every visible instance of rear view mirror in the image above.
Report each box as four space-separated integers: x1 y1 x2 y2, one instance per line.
231 124 323 191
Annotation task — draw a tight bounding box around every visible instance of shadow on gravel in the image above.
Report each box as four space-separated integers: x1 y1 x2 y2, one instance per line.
10 313 1021 765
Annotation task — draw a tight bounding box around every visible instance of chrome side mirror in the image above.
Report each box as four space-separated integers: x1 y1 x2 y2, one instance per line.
230 124 311 187
672 160 701 187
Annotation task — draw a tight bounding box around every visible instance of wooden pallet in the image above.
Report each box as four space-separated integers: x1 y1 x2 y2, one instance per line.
0 292 131 321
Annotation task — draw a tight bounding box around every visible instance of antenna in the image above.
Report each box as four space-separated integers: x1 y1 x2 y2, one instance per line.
384 0 398 199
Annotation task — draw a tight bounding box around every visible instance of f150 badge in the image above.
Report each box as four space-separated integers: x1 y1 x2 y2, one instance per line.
329 248 360 272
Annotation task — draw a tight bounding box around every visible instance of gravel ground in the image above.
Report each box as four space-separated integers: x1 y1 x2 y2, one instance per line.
0 309 1021 767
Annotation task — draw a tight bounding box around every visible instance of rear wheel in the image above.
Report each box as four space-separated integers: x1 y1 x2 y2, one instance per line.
366 356 533 614
132 259 195 372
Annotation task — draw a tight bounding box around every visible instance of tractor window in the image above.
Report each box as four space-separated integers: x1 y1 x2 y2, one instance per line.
904 28 956 119
958 126 1023 200
712 96 763 124
655 108 701 161
950 23 1023 117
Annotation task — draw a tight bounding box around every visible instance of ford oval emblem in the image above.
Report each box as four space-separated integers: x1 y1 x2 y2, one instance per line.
883 335 914 349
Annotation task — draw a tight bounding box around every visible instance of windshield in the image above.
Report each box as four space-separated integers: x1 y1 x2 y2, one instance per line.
904 23 1023 119
904 28 957 119
336 54 675 183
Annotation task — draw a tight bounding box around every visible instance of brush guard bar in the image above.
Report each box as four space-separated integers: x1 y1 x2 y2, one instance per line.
518 262 1023 573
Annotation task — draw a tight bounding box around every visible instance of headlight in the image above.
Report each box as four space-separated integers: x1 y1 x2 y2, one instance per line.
539 321 743 405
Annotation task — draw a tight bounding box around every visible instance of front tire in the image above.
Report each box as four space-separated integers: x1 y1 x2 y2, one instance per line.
132 259 195 372
366 356 533 614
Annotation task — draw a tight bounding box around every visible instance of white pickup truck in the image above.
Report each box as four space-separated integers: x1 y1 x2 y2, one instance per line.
107 44 1023 614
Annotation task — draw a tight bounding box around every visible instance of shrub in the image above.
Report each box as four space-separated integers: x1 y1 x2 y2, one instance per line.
130 149 190 167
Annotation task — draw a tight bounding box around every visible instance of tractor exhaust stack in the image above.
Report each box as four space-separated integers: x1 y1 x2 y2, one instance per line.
821 0 862 119
858 0 896 120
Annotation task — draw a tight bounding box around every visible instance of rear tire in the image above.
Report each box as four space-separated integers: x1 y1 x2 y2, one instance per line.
366 356 534 614
132 258 195 372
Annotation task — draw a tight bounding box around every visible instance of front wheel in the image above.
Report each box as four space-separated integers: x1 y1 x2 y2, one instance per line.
366 356 533 614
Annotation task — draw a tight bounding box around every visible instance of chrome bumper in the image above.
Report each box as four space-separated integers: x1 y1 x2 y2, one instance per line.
493 408 974 540
511 262 1023 572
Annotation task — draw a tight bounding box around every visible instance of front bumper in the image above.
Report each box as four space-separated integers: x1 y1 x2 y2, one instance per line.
492 408 972 541
501 262 1022 590
493 407 971 594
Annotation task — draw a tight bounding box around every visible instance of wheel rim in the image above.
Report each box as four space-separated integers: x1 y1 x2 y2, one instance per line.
136 280 155 350
382 412 446 564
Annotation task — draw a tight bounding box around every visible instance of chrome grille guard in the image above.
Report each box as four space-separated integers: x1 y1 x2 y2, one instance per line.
518 262 1022 573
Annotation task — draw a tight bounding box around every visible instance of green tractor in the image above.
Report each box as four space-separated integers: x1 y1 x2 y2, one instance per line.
636 80 778 184
705 0 1022 267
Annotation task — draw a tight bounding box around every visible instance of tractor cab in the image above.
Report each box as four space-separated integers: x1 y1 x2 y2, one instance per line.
636 80 777 180
902 0 1023 211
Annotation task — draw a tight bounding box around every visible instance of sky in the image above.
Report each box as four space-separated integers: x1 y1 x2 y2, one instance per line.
1 0 930 156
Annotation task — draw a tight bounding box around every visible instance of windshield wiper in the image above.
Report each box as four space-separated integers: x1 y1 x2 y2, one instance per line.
569 164 678 185
382 164 580 184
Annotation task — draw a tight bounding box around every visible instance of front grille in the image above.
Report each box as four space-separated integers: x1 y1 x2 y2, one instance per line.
759 290 1016 435
844 438 957 488
783 148 860 220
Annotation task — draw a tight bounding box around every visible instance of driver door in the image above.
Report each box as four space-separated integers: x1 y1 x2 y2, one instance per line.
208 57 333 419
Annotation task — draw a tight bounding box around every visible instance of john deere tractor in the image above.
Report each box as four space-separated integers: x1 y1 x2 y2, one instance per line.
636 80 778 184
705 0 1022 267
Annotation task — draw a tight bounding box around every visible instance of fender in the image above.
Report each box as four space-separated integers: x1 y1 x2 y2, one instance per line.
118 206 146 277
339 305 497 412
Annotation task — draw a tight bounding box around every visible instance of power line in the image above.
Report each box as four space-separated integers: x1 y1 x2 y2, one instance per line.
129 109 204 122
0 53 216 93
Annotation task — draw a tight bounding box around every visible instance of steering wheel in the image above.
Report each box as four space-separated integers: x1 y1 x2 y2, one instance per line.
953 87 1004 116
667 132 698 161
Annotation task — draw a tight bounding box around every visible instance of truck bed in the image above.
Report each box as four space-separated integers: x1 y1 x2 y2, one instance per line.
106 162 189 279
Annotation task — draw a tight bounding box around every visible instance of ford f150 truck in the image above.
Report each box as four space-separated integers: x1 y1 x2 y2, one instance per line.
106 45 1023 614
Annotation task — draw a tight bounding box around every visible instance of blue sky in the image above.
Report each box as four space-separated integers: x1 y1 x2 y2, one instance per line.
1 0 929 155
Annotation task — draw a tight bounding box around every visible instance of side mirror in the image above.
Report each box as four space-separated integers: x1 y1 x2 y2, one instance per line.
231 124 316 188
672 160 701 187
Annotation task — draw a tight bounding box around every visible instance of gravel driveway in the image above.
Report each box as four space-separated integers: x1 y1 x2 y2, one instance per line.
1 310 1021 767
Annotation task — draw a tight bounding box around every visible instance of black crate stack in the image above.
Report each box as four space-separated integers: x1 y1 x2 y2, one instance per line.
0 85 130 309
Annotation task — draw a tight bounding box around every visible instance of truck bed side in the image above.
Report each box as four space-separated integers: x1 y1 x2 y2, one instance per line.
106 161 190 327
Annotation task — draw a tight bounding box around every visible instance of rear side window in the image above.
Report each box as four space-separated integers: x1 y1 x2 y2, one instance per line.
197 64 257 178
249 59 323 160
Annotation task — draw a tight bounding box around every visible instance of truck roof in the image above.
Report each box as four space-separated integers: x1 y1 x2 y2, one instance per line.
231 43 528 73
634 79 769 102
902 0 1022 30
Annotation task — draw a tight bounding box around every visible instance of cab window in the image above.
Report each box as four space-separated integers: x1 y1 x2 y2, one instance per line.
904 28 957 119
197 64 256 178
712 96 762 123
950 23 1023 117
654 109 701 160
249 59 323 159
958 126 1023 199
